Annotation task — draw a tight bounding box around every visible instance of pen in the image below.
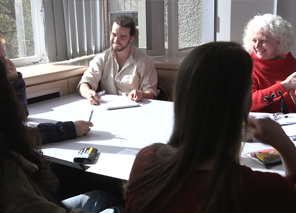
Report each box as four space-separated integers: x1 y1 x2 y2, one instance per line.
88 110 93 122
97 90 105 96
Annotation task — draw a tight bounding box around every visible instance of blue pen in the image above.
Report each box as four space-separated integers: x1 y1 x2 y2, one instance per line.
88 110 93 122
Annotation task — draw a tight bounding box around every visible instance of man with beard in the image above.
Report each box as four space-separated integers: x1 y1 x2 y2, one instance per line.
78 15 159 104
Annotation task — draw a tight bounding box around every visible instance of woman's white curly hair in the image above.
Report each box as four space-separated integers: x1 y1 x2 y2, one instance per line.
243 14 294 55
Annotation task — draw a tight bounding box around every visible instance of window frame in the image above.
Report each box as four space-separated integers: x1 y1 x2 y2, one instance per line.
11 0 47 67
166 0 216 57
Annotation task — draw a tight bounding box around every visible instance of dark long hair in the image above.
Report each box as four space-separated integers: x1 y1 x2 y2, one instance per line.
0 57 58 194
125 42 253 212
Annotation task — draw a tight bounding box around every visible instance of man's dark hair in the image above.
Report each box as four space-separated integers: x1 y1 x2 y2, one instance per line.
113 15 136 37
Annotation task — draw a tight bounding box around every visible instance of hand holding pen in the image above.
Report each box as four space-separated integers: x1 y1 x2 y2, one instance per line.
85 89 105 105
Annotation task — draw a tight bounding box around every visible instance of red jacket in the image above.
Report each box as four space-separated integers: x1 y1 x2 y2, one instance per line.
251 52 296 113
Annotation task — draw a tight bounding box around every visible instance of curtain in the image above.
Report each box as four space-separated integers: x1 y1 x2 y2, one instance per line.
43 0 105 62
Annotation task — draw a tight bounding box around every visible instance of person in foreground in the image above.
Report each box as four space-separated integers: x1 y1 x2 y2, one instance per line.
0 34 92 144
77 15 159 104
124 42 296 213
0 57 124 213
243 13 296 113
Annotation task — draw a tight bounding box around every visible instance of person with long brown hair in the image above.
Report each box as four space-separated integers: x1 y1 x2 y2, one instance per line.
0 33 93 144
0 56 124 212
124 41 296 212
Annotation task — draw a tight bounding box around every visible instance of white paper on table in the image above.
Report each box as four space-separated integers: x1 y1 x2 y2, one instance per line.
99 95 139 110
282 124 296 137
86 148 140 180
249 112 296 126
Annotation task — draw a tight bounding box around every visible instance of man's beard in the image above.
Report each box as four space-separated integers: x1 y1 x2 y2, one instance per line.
112 39 130 52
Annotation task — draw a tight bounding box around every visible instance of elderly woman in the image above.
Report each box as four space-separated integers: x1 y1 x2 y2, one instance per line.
243 14 296 113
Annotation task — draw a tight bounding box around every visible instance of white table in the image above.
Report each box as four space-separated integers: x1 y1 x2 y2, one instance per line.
28 94 295 180
28 93 174 180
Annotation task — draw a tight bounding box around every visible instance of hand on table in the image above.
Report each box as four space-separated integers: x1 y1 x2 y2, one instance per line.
85 89 101 105
129 89 143 102
74 120 93 137
248 117 296 176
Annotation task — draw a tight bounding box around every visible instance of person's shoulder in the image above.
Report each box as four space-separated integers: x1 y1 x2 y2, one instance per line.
137 143 161 156
241 166 296 211
89 48 113 66
285 51 296 61
93 48 112 59
241 165 282 179
131 46 152 60
241 165 296 191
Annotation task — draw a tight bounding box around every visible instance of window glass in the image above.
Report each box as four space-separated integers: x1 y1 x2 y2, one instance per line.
0 0 34 58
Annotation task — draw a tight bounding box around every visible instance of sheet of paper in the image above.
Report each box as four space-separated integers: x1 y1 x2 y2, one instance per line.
99 95 139 110
86 148 140 180
249 112 296 126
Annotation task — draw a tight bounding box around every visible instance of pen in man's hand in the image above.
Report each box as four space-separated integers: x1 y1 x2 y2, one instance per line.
97 90 105 96
89 110 93 122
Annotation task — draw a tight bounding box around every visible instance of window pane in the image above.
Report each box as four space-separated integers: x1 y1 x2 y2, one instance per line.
178 0 202 49
0 0 34 59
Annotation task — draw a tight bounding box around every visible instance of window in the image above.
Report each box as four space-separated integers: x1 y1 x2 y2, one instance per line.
108 0 214 57
0 0 216 65
0 0 46 66
43 0 105 63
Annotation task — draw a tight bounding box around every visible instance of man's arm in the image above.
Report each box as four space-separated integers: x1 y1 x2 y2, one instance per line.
142 92 155 99
138 55 159 98
78 82 92 98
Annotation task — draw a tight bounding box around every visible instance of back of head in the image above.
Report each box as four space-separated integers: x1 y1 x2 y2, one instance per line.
243 13 294 55
0 58 26 143
113 15 136 37
170 41 252 212
170 41 252 164
125 42 253 213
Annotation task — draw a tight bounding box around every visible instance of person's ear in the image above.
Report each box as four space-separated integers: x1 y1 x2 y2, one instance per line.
130 36 135 42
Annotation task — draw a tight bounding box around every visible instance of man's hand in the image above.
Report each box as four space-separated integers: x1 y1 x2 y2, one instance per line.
129 89 143 102
74 120 93 137
85 89 101 105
